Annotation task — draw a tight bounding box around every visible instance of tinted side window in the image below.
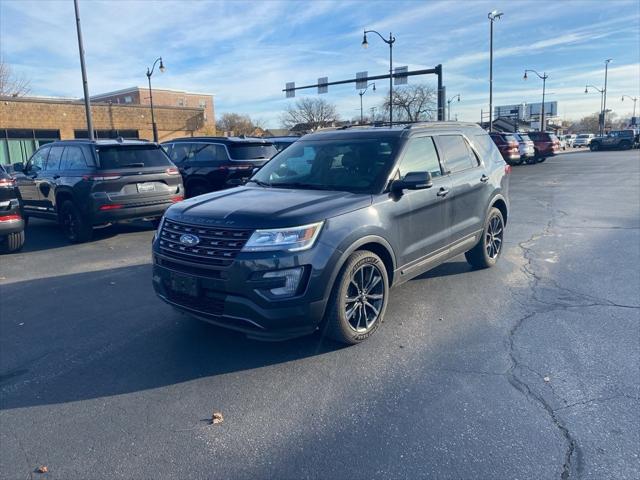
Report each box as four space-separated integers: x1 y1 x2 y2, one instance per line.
61 146 89 170
29 146 50 172
438 135 475 173
192 144 223 163
45 146 64 171
397 136 442 178
169 143 193 164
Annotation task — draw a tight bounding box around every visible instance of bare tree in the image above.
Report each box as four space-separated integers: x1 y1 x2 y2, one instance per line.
381 84 436 123
0 59 30 97
215 113 256 136
281 98 339 131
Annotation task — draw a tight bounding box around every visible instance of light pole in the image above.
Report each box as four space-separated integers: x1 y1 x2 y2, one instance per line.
362 30 396 126
447 94 460 121
602 59 612 133
146 57 165 142
358 83 376 123
523 69 548 131
621 95 638 122
488 10 503 132
73 0 94 140
585 85 604 135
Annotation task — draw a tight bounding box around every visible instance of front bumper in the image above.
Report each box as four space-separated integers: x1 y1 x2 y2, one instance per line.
151 239 342 340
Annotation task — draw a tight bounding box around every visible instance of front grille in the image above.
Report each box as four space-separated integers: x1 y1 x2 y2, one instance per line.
159 218 253 267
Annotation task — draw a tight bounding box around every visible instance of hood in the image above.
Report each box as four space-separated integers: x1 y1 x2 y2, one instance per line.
166 186 372 229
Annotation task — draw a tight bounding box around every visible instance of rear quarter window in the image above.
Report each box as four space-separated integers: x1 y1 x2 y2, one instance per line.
474 134 505 165
229 144 277 160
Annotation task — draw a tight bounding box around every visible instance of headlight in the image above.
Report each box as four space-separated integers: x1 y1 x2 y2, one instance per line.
155 215 165 238
242 221 324 252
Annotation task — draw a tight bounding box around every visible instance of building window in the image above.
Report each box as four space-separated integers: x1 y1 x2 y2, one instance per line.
177 98 185 107
0 129 60 165
124 96 133 103
199 100 206 108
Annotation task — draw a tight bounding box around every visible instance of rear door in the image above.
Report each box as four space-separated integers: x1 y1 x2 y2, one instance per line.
390 135 452 267
95 144 181 204
436 134 488 245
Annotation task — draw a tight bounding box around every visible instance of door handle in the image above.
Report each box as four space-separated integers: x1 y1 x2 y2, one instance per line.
480 174 489 183
436 188 449 197
53 174 61 180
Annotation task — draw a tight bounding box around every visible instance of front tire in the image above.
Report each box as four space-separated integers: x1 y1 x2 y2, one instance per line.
60 200 92 243
465 207 505 269
590 142 600 151
0 230 25 253
323 250 389 345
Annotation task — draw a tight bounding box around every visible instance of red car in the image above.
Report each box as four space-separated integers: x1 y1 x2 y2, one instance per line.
526 132 560 162
489 133 521 165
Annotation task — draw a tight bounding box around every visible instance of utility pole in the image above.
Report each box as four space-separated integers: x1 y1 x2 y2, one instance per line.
74 0 94 140
488 10 503 132
602 59 612 134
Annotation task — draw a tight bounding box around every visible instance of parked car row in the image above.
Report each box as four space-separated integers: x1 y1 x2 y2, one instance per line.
590 129 639 151
489 131 559 165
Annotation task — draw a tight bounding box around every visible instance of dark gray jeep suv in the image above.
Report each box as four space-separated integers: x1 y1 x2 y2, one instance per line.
152 123 510 344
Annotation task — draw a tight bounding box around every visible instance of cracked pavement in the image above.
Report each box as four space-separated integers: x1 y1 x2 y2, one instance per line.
1 149 638 479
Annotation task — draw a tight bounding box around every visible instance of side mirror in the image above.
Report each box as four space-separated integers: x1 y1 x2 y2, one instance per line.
13 162 25 173
391 171 433 194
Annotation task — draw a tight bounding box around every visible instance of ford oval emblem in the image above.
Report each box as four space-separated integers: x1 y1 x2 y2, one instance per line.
179 233 200 246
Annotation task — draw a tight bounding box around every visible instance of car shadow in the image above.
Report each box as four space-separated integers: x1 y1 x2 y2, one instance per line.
411 260 474 281
20 219 155 253
0 264 346 410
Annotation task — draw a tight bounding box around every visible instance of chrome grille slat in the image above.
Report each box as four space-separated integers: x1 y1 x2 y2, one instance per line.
160 219 252 266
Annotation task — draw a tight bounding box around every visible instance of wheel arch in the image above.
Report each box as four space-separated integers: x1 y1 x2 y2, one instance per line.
490 196 508 225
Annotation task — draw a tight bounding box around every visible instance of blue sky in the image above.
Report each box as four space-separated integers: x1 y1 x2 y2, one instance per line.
1 0 639 127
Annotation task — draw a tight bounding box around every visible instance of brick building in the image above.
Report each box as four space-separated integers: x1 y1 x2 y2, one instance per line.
91 87 215 130
0 89 215 166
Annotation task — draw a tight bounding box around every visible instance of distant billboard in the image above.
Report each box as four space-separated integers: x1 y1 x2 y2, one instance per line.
495 101 558 120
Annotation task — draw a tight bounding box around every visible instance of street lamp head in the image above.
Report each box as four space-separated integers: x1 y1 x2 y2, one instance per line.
585 86 589 94
159 58 166 73
523 71 528 80
489 10 503 20
361 32 368 49
457 94 461 102
372 83 376 91
605 58 612 64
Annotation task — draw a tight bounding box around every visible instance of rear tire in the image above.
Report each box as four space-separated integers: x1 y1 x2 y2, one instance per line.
60 200 92 243
187 184 209 198
507 157 523 166
465 207 505 269
323 250 389 345
0 230 25 253
620 140 632 150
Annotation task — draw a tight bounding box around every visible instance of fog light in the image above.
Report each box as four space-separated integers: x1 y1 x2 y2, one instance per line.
262 267 304 297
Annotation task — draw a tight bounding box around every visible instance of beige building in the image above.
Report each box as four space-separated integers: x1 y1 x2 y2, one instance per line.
0 93 214 166
91 86 215 131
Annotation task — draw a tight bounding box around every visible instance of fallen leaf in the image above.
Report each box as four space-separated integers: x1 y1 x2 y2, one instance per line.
543 376 551 382
211 411 224 425
36 465 48 473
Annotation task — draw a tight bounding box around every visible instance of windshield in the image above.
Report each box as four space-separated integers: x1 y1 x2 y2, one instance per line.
228 144 277 160
519 134 532 142
97 145 172 169
251 137 399 192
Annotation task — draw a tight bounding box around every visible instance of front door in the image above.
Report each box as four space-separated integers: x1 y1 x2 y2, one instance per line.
15 146 50 215
389 135 452 268
37 145 65 213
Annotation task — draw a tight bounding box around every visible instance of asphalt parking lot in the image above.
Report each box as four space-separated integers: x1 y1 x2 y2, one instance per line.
1 149 638 479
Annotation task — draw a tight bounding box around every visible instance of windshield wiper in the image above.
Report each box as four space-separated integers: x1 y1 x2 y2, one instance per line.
246 179 271 187
270 182 328 190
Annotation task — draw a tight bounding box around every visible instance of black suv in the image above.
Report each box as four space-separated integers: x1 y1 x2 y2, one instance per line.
590 129 637 151
14 139 184 243
152 123 510 344
162 137 278 198
0 164 25 253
